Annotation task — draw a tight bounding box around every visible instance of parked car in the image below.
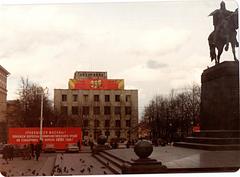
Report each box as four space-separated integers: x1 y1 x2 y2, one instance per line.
13 144 25 157
65 143 79 153
118 141 127 149
44 144 56 153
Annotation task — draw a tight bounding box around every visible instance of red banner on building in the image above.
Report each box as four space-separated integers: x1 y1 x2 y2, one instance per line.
8 127 82 150
69 79 124 90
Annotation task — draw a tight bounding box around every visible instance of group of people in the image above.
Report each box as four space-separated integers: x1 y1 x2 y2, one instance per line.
1 141 42 164
24 142 42 161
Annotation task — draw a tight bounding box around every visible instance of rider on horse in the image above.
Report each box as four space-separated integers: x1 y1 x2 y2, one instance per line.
208 1 239 64
209 1 239 50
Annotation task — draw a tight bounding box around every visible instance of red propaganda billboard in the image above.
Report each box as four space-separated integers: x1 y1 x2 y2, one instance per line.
8 127 82 150
69 79 124 90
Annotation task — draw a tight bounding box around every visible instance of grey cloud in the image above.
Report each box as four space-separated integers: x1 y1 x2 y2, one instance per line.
146 60 168 69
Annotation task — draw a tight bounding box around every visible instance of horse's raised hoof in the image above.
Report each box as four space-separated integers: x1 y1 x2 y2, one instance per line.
236 42 239 47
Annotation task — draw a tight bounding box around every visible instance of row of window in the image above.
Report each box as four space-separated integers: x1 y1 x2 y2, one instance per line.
61 106 132 115
83 130 129 138
83 119 131 128
62 94 131 102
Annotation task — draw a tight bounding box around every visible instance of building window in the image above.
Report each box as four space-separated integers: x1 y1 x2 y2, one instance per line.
94 120 100 127
83 94 88 102
115 120 121 127
114 106 121 115
115 95 120 102
94 95 100 102
62 94 67 102
73 94 78 102
115 130 121 138
126 120 131 127
61 106 68 115
125 106 132 115
104 106 111 115
105 120 110 127
93 106 100 115
83 120 88 127
105 95 110 102
105 130 110 137
83 106 89 115
72 106 78 115
126 95 131 102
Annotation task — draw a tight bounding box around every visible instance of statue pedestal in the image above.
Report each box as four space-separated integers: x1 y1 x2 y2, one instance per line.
174 61 240 150
200 61 239 130
122 158 167 174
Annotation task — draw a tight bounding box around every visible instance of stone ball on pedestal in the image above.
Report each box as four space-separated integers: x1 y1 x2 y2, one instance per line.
97 135 107 145
134 140 153 159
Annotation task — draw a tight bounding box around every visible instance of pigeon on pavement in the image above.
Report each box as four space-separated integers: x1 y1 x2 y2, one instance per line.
31 170 36 175
87 167 91 173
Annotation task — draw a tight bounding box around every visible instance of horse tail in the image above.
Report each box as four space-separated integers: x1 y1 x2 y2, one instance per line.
208 32 216 61
209 44 216 61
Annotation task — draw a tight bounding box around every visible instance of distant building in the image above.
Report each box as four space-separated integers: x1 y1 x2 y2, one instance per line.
54 71 138 141
0 65 10 142
6 100 21 128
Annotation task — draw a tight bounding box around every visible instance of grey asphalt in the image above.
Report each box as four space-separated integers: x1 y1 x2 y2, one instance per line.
53 153 113 175
107 145 240 169
0 153 56 176
1 145 239 175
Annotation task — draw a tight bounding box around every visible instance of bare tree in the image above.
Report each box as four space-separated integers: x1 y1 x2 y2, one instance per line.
142 83 201 142
17 77 53 127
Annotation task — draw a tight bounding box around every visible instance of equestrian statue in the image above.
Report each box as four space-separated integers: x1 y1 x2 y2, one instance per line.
208 1 239 64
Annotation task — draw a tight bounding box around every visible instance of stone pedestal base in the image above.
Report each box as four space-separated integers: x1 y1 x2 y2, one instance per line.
174 61 240 151
200 61 239 130
122 158 167 174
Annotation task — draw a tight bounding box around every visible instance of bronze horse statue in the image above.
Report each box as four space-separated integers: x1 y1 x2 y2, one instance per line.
208 9 239 64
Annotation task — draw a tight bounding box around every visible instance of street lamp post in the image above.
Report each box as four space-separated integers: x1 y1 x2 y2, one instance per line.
38 87 48 141
40 93 44 141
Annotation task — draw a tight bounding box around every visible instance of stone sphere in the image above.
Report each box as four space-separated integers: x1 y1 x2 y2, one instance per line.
97 135 107 145
134 140 153 159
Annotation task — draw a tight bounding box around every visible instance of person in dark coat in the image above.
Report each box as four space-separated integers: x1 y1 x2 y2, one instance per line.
9 145 14 160
2 145 9 164
77 140 81 150
35 143 41 161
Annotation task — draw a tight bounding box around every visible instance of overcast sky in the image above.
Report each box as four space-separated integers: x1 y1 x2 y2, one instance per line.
0 0 238 117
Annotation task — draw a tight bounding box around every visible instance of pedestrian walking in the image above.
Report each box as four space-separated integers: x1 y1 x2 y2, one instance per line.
35 142 41 161
9 144 14 160
2 145 9 164
77 140 81 150
89 135 94 151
